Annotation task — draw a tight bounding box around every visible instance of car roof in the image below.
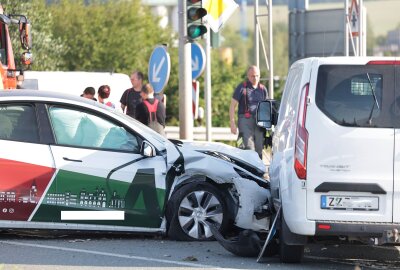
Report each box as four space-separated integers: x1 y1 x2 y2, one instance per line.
0 89 86 99
0 89 98 106
0 89 168 154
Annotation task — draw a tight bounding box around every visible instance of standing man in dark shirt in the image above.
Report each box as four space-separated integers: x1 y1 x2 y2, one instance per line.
136 83 166 136
229 65 268 158
120 71 144 119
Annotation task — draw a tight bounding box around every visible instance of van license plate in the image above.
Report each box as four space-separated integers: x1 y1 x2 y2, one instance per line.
321 195 378 210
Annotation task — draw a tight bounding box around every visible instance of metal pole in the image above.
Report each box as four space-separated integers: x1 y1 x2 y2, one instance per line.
205 25 212 141
254 0 259 67
178 0 193 140
268 0 273 99
344 0 349 56
359 0 364 56
362 6 367 56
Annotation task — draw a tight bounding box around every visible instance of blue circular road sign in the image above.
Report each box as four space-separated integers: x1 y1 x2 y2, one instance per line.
148 46 171 93
191 42 206 80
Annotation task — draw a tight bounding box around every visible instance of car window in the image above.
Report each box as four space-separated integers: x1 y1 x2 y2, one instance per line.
316 65 393 128
0 104 39 143
48 106 139 152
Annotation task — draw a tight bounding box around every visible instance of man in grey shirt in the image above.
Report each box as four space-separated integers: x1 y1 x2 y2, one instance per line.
229 65 268 158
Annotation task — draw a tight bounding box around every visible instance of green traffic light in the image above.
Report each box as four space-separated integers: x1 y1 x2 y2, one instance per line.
187 0 207 40
188 25 207 39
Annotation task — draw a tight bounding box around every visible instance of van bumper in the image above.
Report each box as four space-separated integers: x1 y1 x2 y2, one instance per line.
316 221 400 243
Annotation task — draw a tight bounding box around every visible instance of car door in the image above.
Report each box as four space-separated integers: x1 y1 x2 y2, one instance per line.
0 103 56 222
308 62 395 223
31 105 167 230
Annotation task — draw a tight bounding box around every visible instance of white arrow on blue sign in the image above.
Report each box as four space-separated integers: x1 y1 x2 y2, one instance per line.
191 42 206 80
148 45 171 94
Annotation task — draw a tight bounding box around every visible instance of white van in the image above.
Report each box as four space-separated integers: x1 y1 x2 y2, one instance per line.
20 71 132 111
258 57 400 263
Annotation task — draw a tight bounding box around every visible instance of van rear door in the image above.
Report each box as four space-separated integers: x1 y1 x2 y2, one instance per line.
306 60 395 223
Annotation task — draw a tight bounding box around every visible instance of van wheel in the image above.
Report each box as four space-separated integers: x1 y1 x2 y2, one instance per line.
279 216 304 263
167 182 231 241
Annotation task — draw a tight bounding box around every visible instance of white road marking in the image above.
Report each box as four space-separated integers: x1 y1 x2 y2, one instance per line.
192 56 199 71
152 57 165 83
61 211 124 220
0 241 232 269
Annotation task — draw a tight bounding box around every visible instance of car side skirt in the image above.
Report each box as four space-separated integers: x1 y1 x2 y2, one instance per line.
0 220 165 233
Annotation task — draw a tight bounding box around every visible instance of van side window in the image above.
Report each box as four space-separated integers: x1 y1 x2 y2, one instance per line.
0 104 39 143
279 64 304 125
48 106 139 152
316 65 392 128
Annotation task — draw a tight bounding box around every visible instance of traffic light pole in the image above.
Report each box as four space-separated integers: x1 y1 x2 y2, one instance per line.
178 0 193 140
205 24 211 142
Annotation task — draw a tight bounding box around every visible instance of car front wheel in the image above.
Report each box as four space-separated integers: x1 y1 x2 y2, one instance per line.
167 182 231 241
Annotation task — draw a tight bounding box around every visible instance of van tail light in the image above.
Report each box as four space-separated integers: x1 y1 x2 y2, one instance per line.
294 83 309 180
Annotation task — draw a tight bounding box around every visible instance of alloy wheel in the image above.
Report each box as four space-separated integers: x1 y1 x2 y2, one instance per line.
177 190 224 239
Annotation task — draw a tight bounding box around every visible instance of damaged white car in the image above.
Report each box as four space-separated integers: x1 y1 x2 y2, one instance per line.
0 90 271 241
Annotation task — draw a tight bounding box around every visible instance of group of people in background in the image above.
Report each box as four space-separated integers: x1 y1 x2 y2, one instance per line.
80 71 166 136
80 85 114 109
80 65 267 158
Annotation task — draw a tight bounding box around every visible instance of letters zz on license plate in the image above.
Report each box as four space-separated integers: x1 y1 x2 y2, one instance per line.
321 195 378 210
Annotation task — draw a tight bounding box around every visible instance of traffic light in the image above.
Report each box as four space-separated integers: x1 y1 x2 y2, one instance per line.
187 0 207 41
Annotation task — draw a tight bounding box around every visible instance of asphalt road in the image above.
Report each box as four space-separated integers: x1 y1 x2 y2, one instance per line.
0 232 399 270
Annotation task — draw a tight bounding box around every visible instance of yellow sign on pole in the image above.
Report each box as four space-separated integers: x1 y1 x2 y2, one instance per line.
203 0 238 33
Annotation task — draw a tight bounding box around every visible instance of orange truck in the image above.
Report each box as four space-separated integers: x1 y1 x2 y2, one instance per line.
0 4 32 89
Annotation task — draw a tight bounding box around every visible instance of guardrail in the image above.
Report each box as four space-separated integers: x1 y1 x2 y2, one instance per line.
165 126 236 141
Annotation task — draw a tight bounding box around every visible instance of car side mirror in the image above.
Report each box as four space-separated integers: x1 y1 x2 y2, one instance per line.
141 141 156 157
256 100 278 130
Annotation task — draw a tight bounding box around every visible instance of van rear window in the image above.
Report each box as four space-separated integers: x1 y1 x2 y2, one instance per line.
315 65 394 128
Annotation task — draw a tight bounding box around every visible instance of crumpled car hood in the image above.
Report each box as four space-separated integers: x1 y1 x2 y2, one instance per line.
177 140 266 174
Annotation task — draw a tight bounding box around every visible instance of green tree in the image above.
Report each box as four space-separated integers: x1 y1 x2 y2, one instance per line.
3 0 65 71
48 0 175 75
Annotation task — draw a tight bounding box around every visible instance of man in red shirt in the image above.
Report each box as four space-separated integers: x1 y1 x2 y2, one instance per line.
136 83 166 136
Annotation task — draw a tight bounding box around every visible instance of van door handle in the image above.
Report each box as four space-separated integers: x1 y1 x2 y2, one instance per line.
63 157 83 163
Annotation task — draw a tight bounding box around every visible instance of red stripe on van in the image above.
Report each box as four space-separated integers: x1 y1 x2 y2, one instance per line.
367 60 400 65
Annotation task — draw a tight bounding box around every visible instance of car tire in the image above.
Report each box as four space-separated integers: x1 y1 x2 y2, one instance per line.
279 215 304 263
167 182 231 241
